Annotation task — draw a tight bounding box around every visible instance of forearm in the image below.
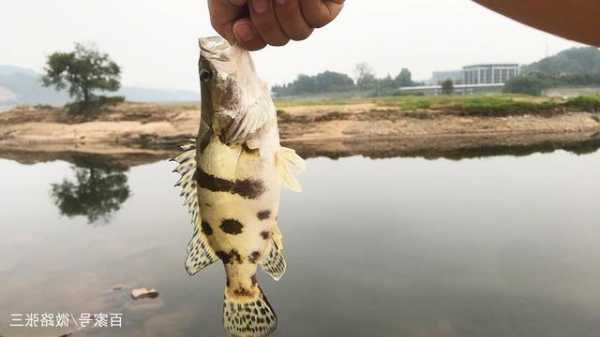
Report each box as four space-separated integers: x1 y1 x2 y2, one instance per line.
474 0 600 47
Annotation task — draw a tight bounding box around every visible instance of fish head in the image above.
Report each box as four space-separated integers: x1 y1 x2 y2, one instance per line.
199 37 268 128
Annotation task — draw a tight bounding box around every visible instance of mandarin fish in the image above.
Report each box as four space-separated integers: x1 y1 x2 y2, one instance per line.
172 36 305 337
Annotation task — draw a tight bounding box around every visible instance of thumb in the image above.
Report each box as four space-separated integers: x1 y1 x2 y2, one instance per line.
300 0 345 28
325 0 344 21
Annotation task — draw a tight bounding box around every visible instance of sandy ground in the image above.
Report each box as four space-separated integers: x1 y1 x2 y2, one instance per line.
1 102 600 166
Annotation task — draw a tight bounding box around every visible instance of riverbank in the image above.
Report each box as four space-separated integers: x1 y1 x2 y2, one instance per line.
1 95 600 166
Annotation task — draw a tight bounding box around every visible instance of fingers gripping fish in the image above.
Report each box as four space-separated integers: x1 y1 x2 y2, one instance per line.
172 36 305 337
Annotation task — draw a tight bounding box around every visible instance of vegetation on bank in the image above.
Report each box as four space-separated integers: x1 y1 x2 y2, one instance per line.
272 63 419 98
276 94 600 119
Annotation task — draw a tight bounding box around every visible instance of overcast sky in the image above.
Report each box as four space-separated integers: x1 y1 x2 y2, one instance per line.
2 0 586 91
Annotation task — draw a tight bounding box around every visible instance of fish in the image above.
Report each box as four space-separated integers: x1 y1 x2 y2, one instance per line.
172 36 305 337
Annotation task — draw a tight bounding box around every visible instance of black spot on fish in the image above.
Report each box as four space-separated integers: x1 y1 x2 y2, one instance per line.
221 219 244 235
233 179 266 200
216 251 231 264
234 287 252 297
260 231 271 240
216 249 243 265
257 210 271 220
230 249 243 264
196 167 265 199
201 221 213 236
226 276 230 287
249 251 261 264
251 274 257 287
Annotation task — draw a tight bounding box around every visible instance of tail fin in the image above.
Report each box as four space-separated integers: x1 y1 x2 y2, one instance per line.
275 147 306 192
223 287 278 337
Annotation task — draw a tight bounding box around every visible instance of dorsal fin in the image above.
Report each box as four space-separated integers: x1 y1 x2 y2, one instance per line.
171 141 217 274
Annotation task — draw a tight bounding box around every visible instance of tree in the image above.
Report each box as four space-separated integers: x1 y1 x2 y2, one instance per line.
314 71 355 92
42 43 121 108
355 62 377 91
441 79 455 95
504 75 548 96
271 71 355 97
51 165 130 225
395 68 414 87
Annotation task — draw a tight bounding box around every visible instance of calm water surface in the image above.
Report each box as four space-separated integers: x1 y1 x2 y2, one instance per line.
1 150 600 337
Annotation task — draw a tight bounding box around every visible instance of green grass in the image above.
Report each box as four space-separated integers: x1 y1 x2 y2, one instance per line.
276 93 600 117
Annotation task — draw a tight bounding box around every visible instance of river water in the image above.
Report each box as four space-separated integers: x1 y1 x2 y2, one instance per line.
1 149 600 337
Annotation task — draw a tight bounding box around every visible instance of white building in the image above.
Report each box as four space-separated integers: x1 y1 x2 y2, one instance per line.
463 63 520 85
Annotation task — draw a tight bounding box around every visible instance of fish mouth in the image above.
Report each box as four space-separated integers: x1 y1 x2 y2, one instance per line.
199 36 238 63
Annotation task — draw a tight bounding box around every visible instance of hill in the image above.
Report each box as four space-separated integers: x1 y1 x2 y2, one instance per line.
524 47 600 75
0 65 67 106
0 65 198 107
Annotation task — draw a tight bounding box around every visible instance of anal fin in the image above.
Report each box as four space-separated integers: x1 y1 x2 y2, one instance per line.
261 242 287 281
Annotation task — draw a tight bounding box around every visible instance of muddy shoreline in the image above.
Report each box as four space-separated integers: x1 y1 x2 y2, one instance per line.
1 102 600 167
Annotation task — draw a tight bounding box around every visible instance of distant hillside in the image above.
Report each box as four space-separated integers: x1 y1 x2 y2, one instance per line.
0 65 198 106
524 47 600 75
0 65 67 106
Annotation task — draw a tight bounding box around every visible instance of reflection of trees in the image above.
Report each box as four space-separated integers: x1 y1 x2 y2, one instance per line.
51 161 130 225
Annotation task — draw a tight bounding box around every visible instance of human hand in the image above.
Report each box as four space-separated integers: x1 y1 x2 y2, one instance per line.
208 0 344 51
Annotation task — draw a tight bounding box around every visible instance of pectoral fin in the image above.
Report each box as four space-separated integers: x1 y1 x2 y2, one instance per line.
275 147 306 192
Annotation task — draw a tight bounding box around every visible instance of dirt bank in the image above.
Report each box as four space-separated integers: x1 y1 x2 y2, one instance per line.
1 100 600 167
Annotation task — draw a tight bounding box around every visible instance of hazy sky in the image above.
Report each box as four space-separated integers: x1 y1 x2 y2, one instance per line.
2 0 586 91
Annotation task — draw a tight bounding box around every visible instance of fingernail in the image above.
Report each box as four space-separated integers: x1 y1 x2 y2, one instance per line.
253 0 268 13
234 21 256 42
276 0 287 5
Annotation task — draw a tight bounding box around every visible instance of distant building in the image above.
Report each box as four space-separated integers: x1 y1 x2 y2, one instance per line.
414 63 521 95
430 70 464 85
463 63 520 85
398 83 505 96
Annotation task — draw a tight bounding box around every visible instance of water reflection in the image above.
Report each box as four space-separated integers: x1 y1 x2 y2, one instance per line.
2 149 600 337
50 162 130 225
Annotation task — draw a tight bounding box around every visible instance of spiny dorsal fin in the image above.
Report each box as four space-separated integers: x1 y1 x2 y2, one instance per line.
172 142 217 274
172 142 200 219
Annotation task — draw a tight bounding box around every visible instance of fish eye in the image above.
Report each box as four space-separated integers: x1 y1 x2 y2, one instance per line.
200 69 213 82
